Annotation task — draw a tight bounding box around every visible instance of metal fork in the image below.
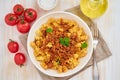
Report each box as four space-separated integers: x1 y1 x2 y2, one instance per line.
91 23 99 80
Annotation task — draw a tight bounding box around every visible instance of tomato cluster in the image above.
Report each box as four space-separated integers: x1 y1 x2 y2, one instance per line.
5 4 37 67
7 39 26 67
5 4 37 33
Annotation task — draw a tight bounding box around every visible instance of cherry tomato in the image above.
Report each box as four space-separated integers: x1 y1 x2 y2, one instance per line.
7 39 19 53
13 4 24 15
5 13 18 26
17 20 30 33
14 53 26 66
24 8 37 22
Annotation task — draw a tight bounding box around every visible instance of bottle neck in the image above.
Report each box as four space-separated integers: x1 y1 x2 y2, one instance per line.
89 0 102 3
88 0 102 10
90 0 100 2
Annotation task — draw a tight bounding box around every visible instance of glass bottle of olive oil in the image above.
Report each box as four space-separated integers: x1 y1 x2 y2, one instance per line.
80 0 108 19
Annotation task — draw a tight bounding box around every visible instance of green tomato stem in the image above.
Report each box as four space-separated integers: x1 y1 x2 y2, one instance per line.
20 64 24 67
9 39 13 42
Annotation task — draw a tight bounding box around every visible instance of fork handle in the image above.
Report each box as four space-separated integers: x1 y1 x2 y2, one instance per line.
93 50 99 80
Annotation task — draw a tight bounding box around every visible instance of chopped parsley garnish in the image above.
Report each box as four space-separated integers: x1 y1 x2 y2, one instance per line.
81 42 88 48
56 59 60 65
59 37 70 47
46 28 53 33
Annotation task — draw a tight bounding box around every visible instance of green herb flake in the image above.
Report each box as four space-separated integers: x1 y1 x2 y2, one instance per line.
59 38 64 45
64 37 70 46
81 42 88 48
46 28 53 33
56 59 60 65
59 37 70 47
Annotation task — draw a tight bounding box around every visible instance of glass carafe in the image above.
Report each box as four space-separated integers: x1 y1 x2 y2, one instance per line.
80 0 108 19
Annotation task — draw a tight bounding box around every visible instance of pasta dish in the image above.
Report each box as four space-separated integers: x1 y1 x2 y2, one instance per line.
31 18 88 73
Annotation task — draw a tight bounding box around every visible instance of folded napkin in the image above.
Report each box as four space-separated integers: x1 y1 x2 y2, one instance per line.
19 5 112 80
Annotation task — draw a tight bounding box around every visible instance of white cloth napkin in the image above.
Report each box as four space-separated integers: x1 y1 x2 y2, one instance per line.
19 5 112 80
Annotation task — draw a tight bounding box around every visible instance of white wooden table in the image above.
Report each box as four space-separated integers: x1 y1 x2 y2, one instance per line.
0 0 120 80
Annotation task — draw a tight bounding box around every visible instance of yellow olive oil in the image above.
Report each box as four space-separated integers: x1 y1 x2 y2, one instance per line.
80 0 108 18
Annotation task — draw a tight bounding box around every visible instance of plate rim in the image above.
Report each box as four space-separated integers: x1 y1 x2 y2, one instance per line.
27 11 93 77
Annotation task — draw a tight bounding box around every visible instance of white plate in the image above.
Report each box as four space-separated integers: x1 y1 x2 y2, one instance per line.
27 11 93 77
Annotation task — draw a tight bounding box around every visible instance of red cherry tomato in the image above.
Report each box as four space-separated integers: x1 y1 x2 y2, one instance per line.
7 39 19 53
13 4 24 15
5 13 18 26
24 8 37 22
14 53 26 66
17 20 30 33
